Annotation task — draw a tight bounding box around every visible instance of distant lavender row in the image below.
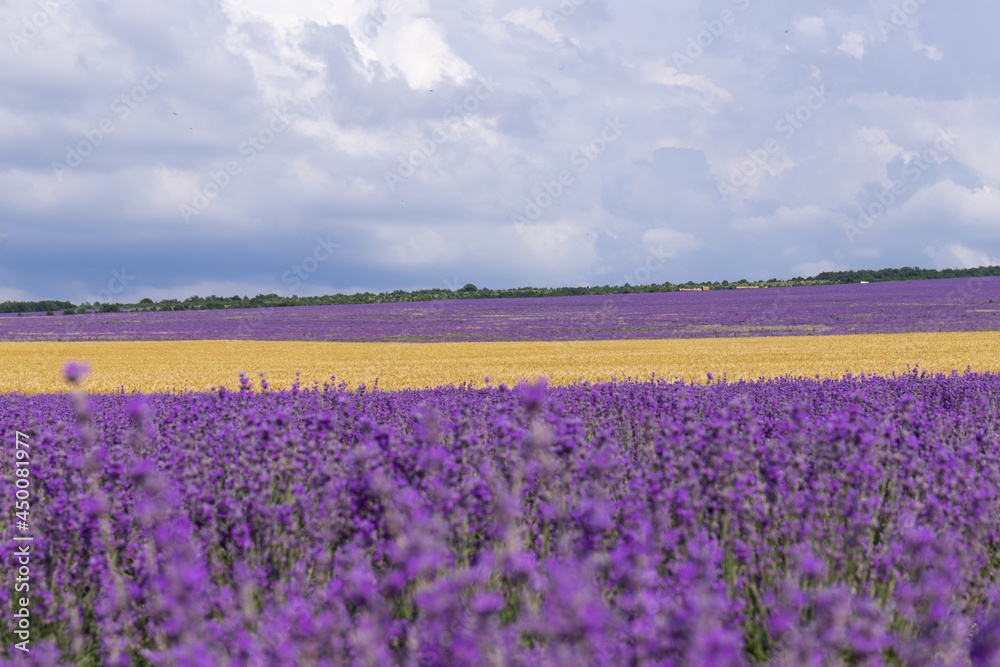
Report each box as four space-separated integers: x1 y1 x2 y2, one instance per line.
2 370 1000 664
2 277 999 342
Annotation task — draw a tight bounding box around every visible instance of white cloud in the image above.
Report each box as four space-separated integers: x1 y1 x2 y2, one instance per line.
910 34 943 60
792 259 845 276
223 0 475 95
640 61 735 106
376 16 476 89
838 126 904 189
510 219 598 273
731 204 830 234
0 286 31 302
501 8 562 43
641 228 704 258
924 243 1000 269
901 179 1000 230
838 31 866 59
365 223 464 269
793 16 827 45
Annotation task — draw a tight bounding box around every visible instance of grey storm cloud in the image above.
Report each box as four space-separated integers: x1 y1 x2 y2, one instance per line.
0 0 998 301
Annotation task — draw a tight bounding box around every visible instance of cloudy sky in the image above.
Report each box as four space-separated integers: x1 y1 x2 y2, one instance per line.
1 0 997 302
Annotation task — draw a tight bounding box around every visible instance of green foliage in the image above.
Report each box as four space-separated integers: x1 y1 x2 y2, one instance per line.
0 300 74 313
814 265 1000 283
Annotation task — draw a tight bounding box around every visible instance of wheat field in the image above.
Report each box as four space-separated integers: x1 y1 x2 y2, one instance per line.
1 331 999 393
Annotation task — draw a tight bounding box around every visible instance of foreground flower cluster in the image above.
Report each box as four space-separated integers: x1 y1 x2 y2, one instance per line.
2 370 1000 665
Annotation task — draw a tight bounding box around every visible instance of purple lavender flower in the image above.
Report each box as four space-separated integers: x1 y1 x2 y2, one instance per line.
63 360 90 384
2 368 1000 663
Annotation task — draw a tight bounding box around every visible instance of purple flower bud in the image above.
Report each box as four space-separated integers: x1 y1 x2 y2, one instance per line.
127 396 152 428
82 492 110 517
63 360 90 384
517 377 548 413
127 459 156 485
82 446 107 476
972 612 1000 666
471 591 504 617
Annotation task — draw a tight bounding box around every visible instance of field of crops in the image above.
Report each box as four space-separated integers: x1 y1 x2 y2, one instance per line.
3 370 1000 665
1 331 1000 393
3 279 1000 665
1 277 998 343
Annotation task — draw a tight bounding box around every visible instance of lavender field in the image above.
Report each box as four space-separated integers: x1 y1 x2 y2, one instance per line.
3 370 1000 665
2 278 999 342
10 0 998 663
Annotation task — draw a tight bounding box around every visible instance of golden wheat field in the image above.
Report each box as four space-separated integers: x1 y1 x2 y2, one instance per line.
2 331 1000 393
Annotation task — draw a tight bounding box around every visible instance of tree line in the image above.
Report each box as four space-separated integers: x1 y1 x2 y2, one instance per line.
3 265 998 314
0 300 74 314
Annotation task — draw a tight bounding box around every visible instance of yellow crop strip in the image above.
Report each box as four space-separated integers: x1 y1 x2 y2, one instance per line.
2 331 1000 393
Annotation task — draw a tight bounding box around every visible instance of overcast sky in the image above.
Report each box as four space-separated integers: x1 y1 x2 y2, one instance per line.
1 0 997 302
